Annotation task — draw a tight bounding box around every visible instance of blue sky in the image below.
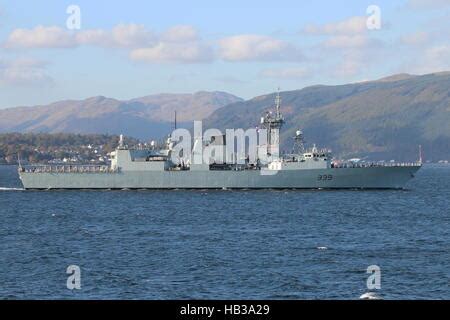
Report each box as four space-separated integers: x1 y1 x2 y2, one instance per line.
0 0 449 108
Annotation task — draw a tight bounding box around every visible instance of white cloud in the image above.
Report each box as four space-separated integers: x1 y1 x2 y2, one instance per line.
74 29 109 46
5 24 156 49
130 42 214 63
4 24 306 64
260 67 310 79
75 24 155 48
131 33 303 64
3 23 212 64
4 25 76 48
303 16 367 35
218 34 303 62
161 25 198 42
0 57 53 85
109 23 155 47
323 35 371 49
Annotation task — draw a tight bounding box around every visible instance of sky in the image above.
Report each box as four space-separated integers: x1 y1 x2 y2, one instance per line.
0 0 449 108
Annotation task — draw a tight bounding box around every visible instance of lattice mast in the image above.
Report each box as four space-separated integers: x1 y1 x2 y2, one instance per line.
261 88 284 157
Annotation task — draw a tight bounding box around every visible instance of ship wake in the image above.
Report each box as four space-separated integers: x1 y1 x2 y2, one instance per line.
0 187 25 191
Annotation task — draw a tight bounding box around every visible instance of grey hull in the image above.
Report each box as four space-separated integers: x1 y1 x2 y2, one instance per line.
19 165 420 190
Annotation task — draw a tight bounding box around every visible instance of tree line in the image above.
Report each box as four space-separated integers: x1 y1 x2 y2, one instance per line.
0 132 138 164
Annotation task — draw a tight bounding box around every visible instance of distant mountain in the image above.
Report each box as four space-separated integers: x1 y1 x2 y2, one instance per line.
1 72 449 161
0 91 243 140
205 72 450 161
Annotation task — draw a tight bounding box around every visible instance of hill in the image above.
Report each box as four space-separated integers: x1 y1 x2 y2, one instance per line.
205 72 450 161
0 91 242 140
1 72 449 161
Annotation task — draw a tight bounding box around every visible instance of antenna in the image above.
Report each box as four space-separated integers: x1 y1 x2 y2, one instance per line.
419 144 423 164
174 111 177 130
119 134 124 148
275 87 281 117
17 152 22 169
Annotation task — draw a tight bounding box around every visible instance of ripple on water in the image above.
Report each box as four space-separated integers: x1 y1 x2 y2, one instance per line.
0 165 449 299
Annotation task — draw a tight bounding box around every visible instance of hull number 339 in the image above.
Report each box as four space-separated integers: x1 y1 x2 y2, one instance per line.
318 174 333 181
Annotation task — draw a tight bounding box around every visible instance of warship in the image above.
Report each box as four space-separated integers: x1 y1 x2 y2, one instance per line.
19 92 421 190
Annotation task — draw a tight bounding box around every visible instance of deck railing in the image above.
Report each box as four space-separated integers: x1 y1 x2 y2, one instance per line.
331 162 422 169
20 165 117 173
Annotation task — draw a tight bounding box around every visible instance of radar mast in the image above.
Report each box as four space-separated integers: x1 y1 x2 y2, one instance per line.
261 88 284 158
